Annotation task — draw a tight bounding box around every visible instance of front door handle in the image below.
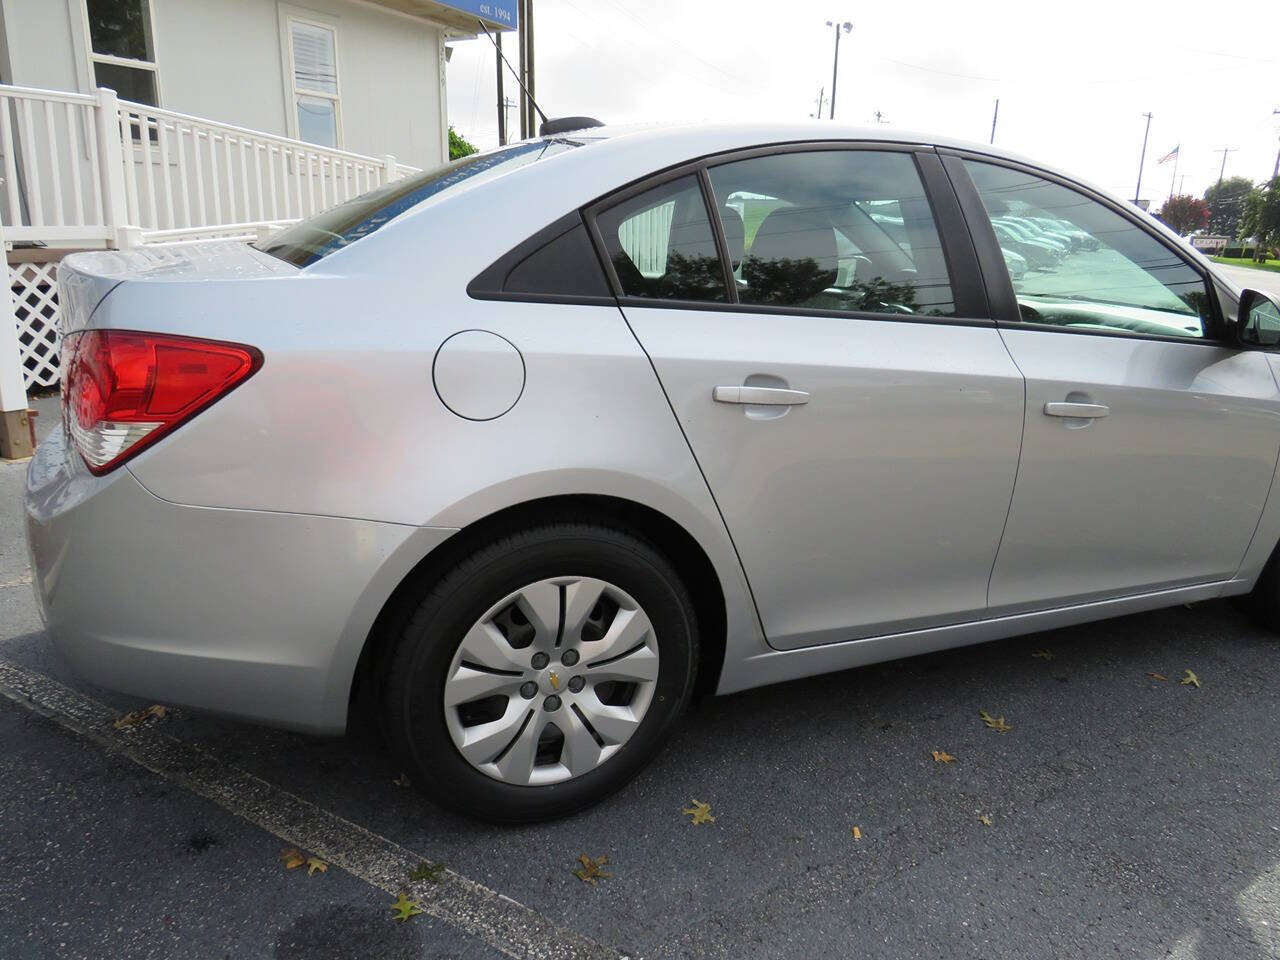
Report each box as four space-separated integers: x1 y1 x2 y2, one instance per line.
1044 401 1109 419
713 385 810 406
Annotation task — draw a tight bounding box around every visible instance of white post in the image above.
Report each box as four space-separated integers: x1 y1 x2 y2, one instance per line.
0 217 33 459
116 225 143 249
382 154 397 185
94 88 130 249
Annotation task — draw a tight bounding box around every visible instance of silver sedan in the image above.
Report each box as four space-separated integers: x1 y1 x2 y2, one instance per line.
25 121 1280 822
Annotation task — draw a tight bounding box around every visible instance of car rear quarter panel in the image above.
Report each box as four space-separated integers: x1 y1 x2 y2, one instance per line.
96 165 766 693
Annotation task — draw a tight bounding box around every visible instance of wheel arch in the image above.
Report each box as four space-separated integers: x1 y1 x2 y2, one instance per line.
348 493 730 725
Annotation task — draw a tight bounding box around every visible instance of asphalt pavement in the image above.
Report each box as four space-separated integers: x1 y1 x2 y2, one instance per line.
1217 262 1280 299
3 390 1280 959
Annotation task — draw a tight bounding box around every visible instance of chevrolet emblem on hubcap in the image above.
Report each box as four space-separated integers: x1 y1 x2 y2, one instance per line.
549 671 560 691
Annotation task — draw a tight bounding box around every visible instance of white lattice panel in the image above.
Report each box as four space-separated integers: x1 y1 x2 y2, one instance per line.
10 261 61 391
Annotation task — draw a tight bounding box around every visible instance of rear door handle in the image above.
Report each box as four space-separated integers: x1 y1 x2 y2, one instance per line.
1044 401 1109 419
713 385 810 406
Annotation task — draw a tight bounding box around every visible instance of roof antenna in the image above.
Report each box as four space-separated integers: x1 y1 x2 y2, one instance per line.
476 19 548 131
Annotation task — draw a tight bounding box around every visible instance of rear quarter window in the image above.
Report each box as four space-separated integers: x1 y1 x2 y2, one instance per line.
258 139 584 267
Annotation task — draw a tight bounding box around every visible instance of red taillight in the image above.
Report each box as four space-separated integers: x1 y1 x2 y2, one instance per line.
62 329 262 475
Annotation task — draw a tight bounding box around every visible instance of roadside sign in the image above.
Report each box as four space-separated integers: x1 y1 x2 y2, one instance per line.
435 1 517 30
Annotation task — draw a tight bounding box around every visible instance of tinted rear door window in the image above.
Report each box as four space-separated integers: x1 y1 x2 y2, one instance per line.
595 175 728 303
707 150 957 317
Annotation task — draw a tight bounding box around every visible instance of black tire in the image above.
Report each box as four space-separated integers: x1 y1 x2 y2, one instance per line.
1247 548 1280 630
383 521 698 823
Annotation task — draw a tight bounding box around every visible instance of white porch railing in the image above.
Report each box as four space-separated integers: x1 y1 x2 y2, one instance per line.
0 85 110 247
0 83 422 397
0 83 421 249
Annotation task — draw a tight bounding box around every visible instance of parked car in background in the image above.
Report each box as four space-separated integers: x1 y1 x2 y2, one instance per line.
1001 246 1029 280
1030 216 1099 251
995 217 1070 258
992 219 1061 269
1021 218 1082 251
26 122 1280 823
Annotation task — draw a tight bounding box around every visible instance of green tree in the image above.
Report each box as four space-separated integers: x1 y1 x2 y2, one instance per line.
1157 195 1209 235
1241 178 1280 253
1203 176 1254 237
448 126 478 161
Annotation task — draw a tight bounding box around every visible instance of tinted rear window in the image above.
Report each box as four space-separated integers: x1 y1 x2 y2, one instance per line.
258 139 584 267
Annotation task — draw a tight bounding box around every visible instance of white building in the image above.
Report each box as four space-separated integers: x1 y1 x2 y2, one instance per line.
0 0 514 168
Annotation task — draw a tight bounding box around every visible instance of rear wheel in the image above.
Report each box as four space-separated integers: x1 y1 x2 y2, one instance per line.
383 522 698 823
1247 548 1280 631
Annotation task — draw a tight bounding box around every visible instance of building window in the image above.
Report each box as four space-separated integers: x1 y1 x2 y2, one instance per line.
86 0 159 105
289 18 341 148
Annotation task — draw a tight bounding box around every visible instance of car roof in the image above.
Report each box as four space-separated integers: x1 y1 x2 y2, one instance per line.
529 119 1043 170
335 119 1230 293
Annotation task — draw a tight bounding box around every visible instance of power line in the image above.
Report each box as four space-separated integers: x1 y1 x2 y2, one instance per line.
589 0 758 90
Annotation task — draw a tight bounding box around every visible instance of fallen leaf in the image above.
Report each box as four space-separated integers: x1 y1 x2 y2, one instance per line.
1149 673 1169 681
279 847 305 870
408 861 446 884
978 814 993 827
112 704 170 730
850 825 862 840
931 750 957 764
390 892 424 922
392 773 411 788
682 799 716 825
1031 649 1055 660
573 853 612 884
980 710 1013 733
306 857 328 877
1181 670 1201 688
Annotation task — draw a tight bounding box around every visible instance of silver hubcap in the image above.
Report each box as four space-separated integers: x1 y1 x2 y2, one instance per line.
443 576 660 786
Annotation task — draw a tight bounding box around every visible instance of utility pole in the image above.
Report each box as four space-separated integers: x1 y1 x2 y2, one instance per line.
989 98 999 145
517 0 536 138
516 1 526 138
501 97 516 143
477 12 542 141
810 86 827 118
825 20 851 120
1216 147 1237 186
1168 147 1180 202
525 0 536 134
1272 108 1279 181
873 110 889 124
1134 112 1152 205
495 32 506 145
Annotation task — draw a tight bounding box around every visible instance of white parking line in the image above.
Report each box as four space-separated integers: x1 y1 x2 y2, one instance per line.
0 658 626 960
0 575 32 589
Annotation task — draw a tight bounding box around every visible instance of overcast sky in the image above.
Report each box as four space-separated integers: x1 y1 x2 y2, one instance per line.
444 0 1280 207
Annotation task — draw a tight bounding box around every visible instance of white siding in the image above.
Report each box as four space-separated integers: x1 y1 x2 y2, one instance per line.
0 0 447 170
0 0 84 93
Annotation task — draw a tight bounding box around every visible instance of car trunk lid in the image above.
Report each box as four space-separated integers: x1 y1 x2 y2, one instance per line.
58 242 296 335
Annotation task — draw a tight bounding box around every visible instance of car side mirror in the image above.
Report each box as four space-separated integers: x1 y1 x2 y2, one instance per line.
1235 288 1280 349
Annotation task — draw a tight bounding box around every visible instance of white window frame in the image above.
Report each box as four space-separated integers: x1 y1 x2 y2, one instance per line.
283 12 343 149
78 0 162 106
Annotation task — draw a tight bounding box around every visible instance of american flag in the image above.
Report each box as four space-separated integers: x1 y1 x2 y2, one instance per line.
1157 145 1180 164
